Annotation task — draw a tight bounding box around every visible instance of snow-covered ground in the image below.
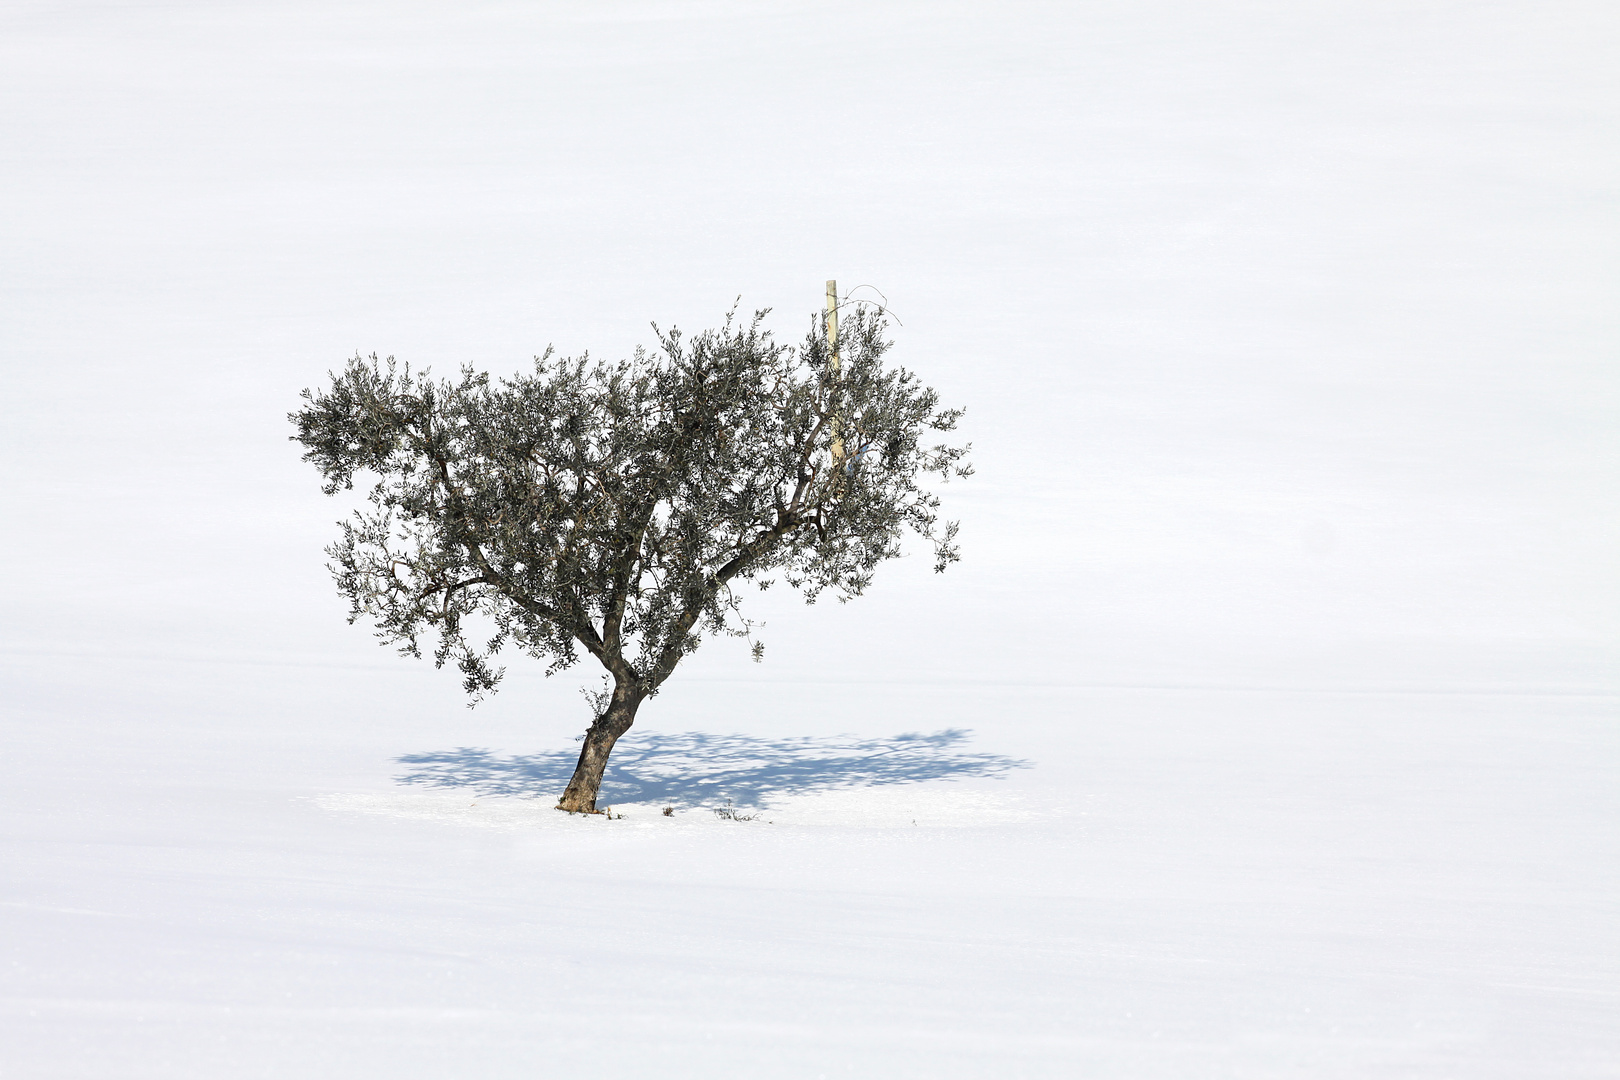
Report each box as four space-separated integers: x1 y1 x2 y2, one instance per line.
2 2 1615 1076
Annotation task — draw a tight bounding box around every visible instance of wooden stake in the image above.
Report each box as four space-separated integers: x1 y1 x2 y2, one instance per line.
826 279 843 466
826 279 839 374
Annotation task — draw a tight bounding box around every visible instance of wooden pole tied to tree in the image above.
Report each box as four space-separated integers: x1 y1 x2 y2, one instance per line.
827 279 843 466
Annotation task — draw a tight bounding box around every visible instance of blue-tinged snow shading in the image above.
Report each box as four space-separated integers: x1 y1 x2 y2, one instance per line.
395 729 1028 808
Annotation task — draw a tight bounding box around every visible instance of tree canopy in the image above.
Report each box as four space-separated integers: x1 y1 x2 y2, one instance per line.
291 305 970 811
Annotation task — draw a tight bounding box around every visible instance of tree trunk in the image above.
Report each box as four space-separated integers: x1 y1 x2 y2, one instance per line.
556 693 641 813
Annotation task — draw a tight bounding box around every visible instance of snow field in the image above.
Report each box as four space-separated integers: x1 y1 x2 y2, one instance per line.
3 0 1616 1075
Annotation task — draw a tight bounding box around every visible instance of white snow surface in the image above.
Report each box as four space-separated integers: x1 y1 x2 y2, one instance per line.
2 1 1617 1076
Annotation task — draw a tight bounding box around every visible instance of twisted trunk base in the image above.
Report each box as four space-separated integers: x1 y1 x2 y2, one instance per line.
556 697 640 813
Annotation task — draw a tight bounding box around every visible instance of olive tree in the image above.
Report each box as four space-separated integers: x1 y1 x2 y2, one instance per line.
290 306 970 813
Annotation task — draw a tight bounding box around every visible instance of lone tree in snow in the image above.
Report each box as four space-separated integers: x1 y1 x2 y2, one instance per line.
290 305 971 813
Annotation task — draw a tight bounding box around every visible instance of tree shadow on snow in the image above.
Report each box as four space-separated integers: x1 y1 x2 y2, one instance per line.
395 729 1028 808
